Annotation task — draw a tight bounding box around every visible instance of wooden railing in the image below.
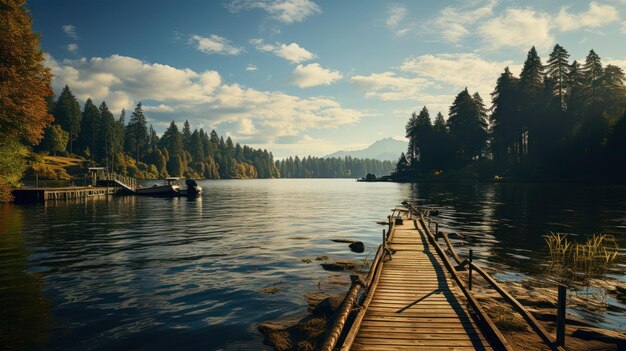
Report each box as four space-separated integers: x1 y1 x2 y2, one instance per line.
415 215 513 351
408 204 567 351
320 216 397 351
91 170 137 190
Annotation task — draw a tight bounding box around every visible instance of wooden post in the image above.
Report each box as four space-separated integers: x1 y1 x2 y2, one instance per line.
435 222 439 238
469 249 473 290
382 229 386 243
556 285 567 348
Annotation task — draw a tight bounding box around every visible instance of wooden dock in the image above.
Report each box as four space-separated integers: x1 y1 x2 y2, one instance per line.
12 169 138 203
345 211 495 350
12 186 119 203
322 206 566 351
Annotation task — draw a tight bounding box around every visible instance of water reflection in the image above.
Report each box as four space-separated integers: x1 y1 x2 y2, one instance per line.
0 180 624 350
0 205 51 351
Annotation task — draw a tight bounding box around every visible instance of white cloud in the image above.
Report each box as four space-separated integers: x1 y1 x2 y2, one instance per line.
441 23 469 44
226 0 321 24
478 8 554 51
555 2 619 32
351 53 521 114
190 34 243 55
143 104 175 112
621 21 626 34
429 0 496 44
351 72 430 101
45 54 361 145
62 25 78 39
605 59 626 70
66 43 78 53
251 39 315 63
386 5 406 28
400 53 519 98
246 64 258 71
290 63 343 88
386 5 411 37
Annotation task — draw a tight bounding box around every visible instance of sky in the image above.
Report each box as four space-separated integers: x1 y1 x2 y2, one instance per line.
29 0 626 158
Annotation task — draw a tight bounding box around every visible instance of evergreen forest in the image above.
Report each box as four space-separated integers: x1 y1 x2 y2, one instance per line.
36 86 394 180
399 45 626 182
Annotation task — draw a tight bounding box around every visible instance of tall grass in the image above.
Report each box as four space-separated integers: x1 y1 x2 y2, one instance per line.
545 232 619 283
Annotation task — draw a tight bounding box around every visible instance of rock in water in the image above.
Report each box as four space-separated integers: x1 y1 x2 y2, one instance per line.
349 241 365 253
321 260 356 271
311 296 343 317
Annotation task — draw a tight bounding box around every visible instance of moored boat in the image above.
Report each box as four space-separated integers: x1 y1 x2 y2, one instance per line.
135 177 181 196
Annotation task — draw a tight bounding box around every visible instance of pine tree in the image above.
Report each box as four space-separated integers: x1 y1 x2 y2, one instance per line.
148 125 159 152
159 121 183 156
433 112 446 134
53 85 81 153
78 99 101 158
99 101 117 166
518 47 545 156
519 47 545 99
182 120 192 152
447 89 488 162
125 102 148 162
490 67 521 161
405 112 418 160
189 129 205 161
582 49 603 107
546 44 570 110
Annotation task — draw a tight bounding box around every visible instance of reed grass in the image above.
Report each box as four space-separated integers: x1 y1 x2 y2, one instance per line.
545 232 619 283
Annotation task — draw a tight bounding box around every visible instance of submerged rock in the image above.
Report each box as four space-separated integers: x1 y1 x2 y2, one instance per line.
259 294 342 351
311 296 343 317
348 241 365 253
321 260 356 271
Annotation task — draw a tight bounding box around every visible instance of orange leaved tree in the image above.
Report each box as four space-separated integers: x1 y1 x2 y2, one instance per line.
0 0 53 201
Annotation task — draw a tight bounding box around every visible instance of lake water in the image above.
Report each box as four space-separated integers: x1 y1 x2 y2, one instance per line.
1 179 624 350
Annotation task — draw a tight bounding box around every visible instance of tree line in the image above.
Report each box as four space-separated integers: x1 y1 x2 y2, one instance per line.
38 85 393 180
276 156 394 178
400 45 626 181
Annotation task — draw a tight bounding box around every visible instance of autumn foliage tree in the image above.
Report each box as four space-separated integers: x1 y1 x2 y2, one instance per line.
0 0 53 201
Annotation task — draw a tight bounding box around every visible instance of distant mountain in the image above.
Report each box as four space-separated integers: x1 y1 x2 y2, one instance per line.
324 137 408 161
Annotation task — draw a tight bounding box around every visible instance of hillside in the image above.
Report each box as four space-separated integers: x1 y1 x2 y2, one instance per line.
324 137 407 161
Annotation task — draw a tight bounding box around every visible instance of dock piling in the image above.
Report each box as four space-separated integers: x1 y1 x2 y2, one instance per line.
556 285 567 348
469 249 473 290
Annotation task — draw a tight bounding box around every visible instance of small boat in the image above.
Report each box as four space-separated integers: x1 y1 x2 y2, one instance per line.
179 179 203 197
135 177 182 196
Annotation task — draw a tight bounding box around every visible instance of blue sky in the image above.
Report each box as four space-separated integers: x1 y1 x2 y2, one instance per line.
30 0 626 157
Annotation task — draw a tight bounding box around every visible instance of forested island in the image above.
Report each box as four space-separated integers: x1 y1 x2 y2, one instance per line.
394 45 626 182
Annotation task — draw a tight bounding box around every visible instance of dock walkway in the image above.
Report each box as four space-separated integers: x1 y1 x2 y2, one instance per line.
344 212 493 350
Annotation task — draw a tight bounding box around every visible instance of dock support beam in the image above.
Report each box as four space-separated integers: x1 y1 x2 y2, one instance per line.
556 285 567 348
468 249 473 290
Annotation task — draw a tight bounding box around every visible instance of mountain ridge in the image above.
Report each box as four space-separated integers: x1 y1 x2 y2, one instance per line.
324 137 407 161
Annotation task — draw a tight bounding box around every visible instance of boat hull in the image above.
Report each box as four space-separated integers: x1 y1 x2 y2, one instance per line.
135 185 179 196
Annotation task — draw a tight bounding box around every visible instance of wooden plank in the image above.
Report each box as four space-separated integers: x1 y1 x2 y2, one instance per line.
352 346 494 351
353 338 487 346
